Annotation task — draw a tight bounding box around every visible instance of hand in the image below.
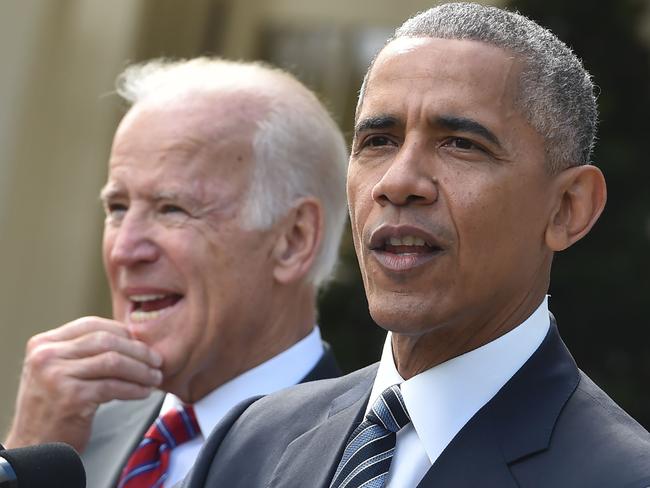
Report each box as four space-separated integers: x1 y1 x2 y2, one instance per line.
4 317 162 452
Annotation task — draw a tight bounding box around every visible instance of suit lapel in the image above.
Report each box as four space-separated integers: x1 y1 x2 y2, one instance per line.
82 391 165 488
268 370 375 488
419 319 579 487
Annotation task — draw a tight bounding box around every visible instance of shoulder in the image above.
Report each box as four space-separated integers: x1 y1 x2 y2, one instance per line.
516 370 650 485
227 363 376 438
569 372 650 458
566 371 650 457
182 364 377 488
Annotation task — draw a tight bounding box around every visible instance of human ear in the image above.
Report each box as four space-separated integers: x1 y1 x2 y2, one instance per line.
272 198 323 284
545 165 607 251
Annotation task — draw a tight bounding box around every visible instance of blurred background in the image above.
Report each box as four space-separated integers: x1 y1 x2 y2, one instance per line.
0 0 648 434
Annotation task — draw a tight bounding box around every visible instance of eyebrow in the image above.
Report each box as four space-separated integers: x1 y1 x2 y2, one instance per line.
354 113 503 149
354 115 401 134
151 190 202 208
99 184 122 202
99 186 203 209
434 115 501 147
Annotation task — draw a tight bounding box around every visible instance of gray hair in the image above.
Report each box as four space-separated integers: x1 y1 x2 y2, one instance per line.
359 2 597 172
116 58 348 287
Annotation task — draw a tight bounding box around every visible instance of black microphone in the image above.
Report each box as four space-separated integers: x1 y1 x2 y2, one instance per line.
0 443 85 487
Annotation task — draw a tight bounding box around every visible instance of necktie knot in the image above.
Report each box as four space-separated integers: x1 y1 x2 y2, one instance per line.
366 385 410 433
119 404 201 488
330 384 410 488
148 404 200 448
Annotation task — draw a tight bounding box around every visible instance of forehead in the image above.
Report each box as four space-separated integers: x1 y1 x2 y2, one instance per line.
106 92 261 197
359 37 523 126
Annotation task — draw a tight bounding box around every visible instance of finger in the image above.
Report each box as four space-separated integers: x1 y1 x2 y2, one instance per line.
93 379 153 403
28 319 162 368
60 330 162 368
65 352 163 387
34 317 130 343
85 379 156 403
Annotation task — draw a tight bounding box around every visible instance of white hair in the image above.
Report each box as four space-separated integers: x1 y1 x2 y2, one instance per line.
116 58 348 287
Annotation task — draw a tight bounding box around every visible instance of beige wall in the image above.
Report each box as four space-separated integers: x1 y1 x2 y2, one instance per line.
0 0 147 433
0 0 501 435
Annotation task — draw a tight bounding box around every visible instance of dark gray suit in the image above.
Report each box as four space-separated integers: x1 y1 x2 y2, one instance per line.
82 344 341 488
180 322 650 487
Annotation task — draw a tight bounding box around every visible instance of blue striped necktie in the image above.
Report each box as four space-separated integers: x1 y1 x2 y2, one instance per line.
330 384 411 488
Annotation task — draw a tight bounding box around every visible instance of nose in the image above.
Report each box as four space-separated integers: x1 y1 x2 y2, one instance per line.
106 210 160 267
371 140 438 207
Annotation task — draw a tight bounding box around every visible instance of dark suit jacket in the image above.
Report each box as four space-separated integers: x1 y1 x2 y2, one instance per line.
180 323 650 488
81 343 341 488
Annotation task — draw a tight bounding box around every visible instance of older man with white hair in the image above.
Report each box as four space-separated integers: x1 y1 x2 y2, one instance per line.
4 58 348 488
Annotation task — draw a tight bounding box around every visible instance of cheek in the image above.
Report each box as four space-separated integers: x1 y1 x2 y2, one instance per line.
170 228 219 272
101 232 117 280
346 195 368 263
444 176 512 248
184 236 251 311
452 181 546 274
347 171 375 227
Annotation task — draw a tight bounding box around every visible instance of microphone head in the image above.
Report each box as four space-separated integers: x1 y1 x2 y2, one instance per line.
0 443 85 488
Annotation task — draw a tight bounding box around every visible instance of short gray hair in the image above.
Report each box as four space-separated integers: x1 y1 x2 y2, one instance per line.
116 58 348 287
359 2 597 172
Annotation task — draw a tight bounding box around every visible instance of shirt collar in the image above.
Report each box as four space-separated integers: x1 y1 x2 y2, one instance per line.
368 297 550 464
161 325 324 438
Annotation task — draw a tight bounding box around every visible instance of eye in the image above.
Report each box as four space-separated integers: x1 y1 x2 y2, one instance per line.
364 135 394 147
104 202 127 219
160 204 186 215
443 137 485 152
355 134 399 156
158 203 192 225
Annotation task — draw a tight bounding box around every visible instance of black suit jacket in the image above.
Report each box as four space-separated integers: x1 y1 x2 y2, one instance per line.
81 343 341 488
180 323 650 487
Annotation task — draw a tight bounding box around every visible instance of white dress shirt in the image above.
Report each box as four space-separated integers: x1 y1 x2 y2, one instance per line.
158 326 325 487
366 298 551 488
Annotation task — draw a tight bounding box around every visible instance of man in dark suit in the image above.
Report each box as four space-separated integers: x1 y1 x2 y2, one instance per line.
4 58 347 487
180 4 650 487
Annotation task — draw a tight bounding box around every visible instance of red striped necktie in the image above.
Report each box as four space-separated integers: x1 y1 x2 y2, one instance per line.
118 404 201 488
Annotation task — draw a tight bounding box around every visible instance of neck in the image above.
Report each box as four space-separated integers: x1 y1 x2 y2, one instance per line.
392 290 548 379
260 283 317 359
178 283 317 402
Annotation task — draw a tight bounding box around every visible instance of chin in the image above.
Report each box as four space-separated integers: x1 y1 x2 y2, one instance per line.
158 356 188 392
368 298 436 335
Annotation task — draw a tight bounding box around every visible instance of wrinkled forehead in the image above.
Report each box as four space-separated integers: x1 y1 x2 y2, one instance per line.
107 91 262 197
358 37 523 119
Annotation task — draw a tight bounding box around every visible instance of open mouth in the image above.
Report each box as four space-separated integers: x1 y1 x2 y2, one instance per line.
380 235 442 254
369 230 445 272
129 294 183 322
